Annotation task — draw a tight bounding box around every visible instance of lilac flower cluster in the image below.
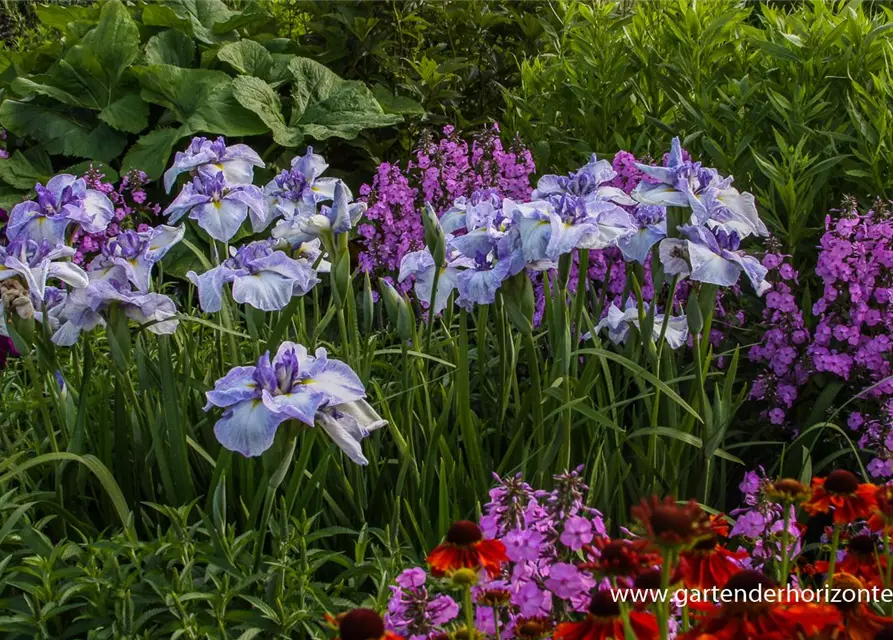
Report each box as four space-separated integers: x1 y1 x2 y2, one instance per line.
357 124 536 286
385 468 607 638
748 253 811 425
854 400 893 480
70 168 163 265
809 202 893 398
729 467 803 570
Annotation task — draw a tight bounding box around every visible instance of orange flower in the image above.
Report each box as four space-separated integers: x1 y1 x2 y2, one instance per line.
512 616 554 639
554 589 658 640
815 534 885 589
679 571 842 640
326 608 403 640
827 573 893 640
869 484 893 534
426 520 507 578
802 470 877 525
678 516 747 590
631 496 712 549
581 538 662 578
766 478 810 504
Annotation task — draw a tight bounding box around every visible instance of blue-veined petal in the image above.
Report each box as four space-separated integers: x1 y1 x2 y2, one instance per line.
232 271 295 311
261 387 325 426
204 365 259 410
316 408 371 465
214 398 285 457
186 265 236 313
191 199 248 242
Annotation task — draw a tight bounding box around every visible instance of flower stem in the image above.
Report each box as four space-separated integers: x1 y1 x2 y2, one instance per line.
780 505 792 586
464 586 475 635
826 523 841 588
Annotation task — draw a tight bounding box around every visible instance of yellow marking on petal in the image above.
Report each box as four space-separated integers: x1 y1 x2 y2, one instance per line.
214 163 224 170
213 201 222 210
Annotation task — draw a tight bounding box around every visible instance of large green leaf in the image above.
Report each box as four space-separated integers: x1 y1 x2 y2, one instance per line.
121 127 189 181
99 92 149 134
144 29 196 67
230 75 290 143
141 0 233 45
0 100 127 162
0 147 53 190
134 64 267 136
81 0 140 84
287 57 401 143
34 4 98 33
10 76 86 107
217 40 273 79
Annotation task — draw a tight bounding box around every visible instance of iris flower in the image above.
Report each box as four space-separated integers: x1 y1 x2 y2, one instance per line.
0 238 88 303
164 172 266 243
163 136 264 193
272 181 365 245
533 153 635 206
616 205 666 264
186 239 318 313
90 225 184 292
263 146 343 223
593 298 688 349
398 247 471 315
659 225 771 295
204 342 384 463
7 175 114 245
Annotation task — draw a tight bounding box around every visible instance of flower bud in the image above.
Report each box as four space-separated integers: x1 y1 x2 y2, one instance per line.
379 279 413 341
422 202 446 267
449 568 479 587
500 272 535 334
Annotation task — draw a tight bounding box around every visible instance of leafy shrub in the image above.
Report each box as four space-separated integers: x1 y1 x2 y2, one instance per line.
502 0 893 259
0 0 401 208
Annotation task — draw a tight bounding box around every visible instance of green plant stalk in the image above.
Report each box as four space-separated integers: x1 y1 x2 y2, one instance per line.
523 330 544 455
826 524 841 588
464 586 475 635
658 549 675 640
779 504 792 586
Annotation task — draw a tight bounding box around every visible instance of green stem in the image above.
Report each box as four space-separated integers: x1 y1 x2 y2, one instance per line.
464 586 475 635
523 331 544 453
825 524 841 588
780 504 791 586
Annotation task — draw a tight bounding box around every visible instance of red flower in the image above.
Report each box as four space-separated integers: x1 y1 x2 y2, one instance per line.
326 608 403 640
868 484 893 534
802 470 877 525
581 538 662 578
679 571 842 640
631 496 711 549
679 515 747 590
426 520 507 578
814 534 885 589
554 590 658 640
512 616 554 639
827 573 893 640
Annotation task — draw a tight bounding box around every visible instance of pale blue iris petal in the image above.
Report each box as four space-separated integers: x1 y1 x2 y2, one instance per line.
232 271 295 311
618 226 665 264
686 240 740 287
316 409 370 465
725 251 771 296
450 228 496 260
122 292 179 335
191 199 248 242
204 365 259 410
145 225 186 262
658 238 690 277
305 359 366 405
73 190 115 233
261 387 325 426
187 266 236 314
214 398 286 457
46 262 89 289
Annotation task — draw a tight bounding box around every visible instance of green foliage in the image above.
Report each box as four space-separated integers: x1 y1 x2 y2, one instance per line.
0 497 408 639
501 0 893 260
0 0 401 206
282 0 544 157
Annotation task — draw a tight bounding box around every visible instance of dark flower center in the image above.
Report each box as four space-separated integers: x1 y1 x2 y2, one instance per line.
588 589 621 618
693 535 717 551
634 569 662 591
875 624 893 640
825 470 859 495
650 505 694 537
446 520 483 546
338 608 385 640
773 478 806 497
723 570 777 592
848 534 876 556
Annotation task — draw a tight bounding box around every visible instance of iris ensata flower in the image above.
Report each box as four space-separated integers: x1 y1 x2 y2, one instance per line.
659 225 771 295
617 205 666 264
7 175 114 245
163 136 264 193
204 342 385 463
592 298 688 349
52 265 179 346
91 225 184 292
263 146 343 222
533 153 635 206
164 172 266 243
0 238 88 303
398 246 472 315
678 571 842 640
272 181 365 245
187 239 318 313
553 589 658 640
514 195 634 263
803 469 877 524
634 137 768 238
427 520 508 578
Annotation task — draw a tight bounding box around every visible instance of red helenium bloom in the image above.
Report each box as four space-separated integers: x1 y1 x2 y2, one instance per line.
426 520 507 578
679 571 842 640
581 538 662 578
554 590 658 640
327 608 403 640
679 515 747 590
828 573 893 640
814 534 885 589
802 470 877 525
